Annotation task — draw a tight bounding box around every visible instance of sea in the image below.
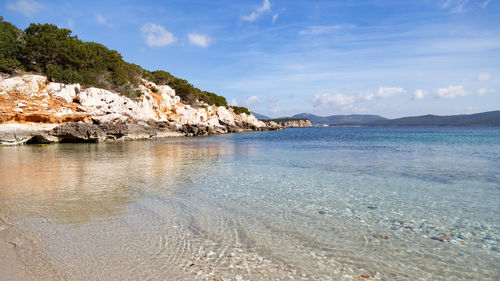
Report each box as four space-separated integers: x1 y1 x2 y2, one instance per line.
0 127 499 280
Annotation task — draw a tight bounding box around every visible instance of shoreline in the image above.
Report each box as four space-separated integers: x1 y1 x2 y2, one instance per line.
0 121 282 146
0 74 284 146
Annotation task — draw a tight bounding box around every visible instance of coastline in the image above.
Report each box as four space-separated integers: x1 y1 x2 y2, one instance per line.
0 121 281 146
0 74 284 146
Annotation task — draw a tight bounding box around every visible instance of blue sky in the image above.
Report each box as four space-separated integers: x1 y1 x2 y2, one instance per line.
2 0 499 118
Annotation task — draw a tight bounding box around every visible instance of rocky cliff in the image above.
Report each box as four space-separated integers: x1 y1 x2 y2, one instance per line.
263 119 312 128
0 74 282 145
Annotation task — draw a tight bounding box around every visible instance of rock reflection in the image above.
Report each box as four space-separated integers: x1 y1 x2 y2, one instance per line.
0 139 234 225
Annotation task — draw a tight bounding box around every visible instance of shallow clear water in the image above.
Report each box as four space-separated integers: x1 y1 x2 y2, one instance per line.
0 127 499 280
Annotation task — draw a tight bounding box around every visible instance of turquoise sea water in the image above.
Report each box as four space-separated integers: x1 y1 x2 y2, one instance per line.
0 127 499 280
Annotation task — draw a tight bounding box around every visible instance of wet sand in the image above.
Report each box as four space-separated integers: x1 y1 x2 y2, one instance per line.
0 240 28 281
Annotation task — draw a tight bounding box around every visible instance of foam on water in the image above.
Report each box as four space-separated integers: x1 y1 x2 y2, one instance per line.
0 127 499 280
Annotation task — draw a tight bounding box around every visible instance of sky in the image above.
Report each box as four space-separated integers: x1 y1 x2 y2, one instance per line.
2 0 499 118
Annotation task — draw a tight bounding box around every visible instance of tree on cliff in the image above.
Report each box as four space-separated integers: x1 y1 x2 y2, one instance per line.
0 18 246 111
0 16 23 73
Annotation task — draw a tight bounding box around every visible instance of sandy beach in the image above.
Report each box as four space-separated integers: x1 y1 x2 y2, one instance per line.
0 240 27 281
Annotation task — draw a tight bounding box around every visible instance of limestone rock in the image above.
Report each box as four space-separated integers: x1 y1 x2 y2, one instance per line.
216 106 236 126
0 74 280 145
50 122 107 143
263 119 312 128
0 75 46 96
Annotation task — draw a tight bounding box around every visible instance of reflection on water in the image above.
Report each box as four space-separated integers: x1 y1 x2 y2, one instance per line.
0 141 234 225
0 128 499 280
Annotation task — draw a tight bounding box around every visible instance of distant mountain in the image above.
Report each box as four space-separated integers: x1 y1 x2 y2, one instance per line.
291 113 387 125
364 110 500 126
252 112 270 120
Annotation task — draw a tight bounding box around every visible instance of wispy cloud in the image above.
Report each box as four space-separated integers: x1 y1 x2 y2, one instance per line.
230 98 238 106
96 14 113 28
376 87 406 98
299 25 351 35
357 87 406 101
245 96 263 106
309 87 406 110
188 33 212 48
241 0 271 22
6 0 42 17
442 0 470 13
477 88 495 96
310 93 357 107
481 0 491 8
140 23 177 47
453 0 469 13
272 13 279 24
272 8 285 24
477 72 491 81
443 0 452 8
435 85 467 98
413 89 429 100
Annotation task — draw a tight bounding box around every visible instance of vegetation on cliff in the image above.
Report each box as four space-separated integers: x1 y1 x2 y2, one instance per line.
230 106 251 115
0 17 246 111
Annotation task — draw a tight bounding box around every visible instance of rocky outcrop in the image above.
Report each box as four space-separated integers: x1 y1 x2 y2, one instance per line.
0 74 282 145
263 119 312 128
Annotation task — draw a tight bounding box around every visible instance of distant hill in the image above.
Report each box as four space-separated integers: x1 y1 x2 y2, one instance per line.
291 113 387 125
252 112 270 120
364 111 500 126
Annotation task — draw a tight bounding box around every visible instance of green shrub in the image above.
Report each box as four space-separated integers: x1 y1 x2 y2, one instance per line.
0 18 232 108
0 17 24 73
230 106 250 115
144 70 173 85
199 91 228 107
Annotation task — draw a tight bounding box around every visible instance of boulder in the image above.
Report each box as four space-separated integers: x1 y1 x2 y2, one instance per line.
50 122 106 143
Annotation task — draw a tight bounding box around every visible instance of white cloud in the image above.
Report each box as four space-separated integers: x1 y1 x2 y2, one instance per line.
376 87 406 98
272 13 279 24
451 0 469 13
299 25 347 35
241 0 271 22
141 23 177 47
96 14 113 28
230 98 238 106
310 93 357 107
244 96 263 106
358 87 406 100
441 0 470 13
477 88 495 96
272 8 285 24
482 0 491 8
309 86 406 109
6 0 42 17
413 89 429 100
358 91 376 101
309 93 369 112
477 72 491 81
188 33 212 48
435 85 467 99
